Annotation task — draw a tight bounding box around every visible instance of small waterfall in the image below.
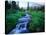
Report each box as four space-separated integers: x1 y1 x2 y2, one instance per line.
9 10 31 34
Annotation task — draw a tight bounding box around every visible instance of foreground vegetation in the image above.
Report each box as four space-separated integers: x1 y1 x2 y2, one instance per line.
28 10 44 32
6 8 44 33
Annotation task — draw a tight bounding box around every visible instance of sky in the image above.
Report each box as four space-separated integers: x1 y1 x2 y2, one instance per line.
8 0 45 8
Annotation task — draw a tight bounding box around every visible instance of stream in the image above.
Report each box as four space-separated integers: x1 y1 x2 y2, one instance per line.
9 11 31 34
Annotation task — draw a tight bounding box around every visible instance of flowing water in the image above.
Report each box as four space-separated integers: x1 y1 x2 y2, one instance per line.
9 11 31 34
